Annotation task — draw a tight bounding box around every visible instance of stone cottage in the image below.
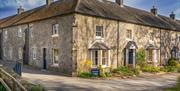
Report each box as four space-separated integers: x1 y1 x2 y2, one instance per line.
0 0 180 75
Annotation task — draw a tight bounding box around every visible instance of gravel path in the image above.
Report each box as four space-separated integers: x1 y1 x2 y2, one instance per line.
22 68 180 91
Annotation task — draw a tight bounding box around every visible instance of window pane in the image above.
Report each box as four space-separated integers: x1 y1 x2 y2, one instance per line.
96 26 103 38
95 50 98 65
102 50 107 65
126 30 132 39
52 24 59 35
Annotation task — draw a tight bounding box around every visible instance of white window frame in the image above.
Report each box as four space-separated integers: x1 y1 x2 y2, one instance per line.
18 27 22 37
52 24 59 37
32 47 37 60
9 47 13 60
52 48 59 65
90 50 110 68
29 24 33 38
96 26 104 39
4 31 8 40
4 47 6 57
18 48 23 59
126 29 133 40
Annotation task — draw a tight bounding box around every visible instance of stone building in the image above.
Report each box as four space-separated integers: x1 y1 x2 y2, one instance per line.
0 0 180 75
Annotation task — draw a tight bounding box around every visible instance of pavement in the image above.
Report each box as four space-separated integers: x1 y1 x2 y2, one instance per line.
22 67 180 91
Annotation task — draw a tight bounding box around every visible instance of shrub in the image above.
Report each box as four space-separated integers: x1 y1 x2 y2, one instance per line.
163 66 176 72
142 65 160 73
136 49 146 68
105 72 112 77
98 66 113 78
176 64 180 73
133 68 140 75
31 84 45 91
78 72 92 78
79 60 92 72
112 66 140 76
168 58 178 67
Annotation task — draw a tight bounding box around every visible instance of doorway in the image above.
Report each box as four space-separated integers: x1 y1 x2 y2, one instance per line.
128 49 134 64
124 41 138 68
43 48 47 69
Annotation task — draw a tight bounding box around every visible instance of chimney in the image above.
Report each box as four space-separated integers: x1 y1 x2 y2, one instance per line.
17 6 24 14
151 6 157 15
116 0 123 7
170 12 175 20
46 0 54 5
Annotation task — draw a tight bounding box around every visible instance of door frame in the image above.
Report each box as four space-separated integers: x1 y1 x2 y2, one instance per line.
125 49 136 68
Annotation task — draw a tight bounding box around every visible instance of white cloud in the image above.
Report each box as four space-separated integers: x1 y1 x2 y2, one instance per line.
174 8 180 19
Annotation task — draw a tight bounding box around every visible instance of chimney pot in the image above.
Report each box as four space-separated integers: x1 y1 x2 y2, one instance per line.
151 6 157 15
170 12 175 20
17 6 24 14
46 0 54 5
116 0 123 7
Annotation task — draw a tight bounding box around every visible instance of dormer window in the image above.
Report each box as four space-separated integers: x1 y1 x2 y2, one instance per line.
96 26 104 38
52 24 59 37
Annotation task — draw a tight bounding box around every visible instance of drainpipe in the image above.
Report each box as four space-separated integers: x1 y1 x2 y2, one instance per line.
160 29 162 66
117 21 120 67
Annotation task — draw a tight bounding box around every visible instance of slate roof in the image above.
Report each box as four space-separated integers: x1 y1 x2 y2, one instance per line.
146 44 159 50
125 41 138 49
89 42 110 50
0 0 180 31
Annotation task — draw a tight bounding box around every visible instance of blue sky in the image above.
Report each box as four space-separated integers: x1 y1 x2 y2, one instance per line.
0 0 180 19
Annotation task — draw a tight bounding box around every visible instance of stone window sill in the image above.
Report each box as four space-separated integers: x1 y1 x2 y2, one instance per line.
52 34 59 38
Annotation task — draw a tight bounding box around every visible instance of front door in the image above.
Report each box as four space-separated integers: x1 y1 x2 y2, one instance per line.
128 49 134 64
43 48 47 69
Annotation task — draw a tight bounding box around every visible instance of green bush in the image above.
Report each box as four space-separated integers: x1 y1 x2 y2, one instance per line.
78 72 92 78
136 49 146 69
112 66 140 76
142 65 160 73
31 84 45 91
176 64 180 73
168 58 178 67
132 68 140 75
163 66 176 72
105 72 112 77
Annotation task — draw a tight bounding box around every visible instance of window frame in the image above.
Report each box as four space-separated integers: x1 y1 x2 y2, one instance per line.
126 29 132 40
52 23 59 37
4 31 8 40
32 47 37 60
52 48 59 65
18 48 23 59
95 26 104 39
91 50 109 68
29 24 33 38
18 27 22 37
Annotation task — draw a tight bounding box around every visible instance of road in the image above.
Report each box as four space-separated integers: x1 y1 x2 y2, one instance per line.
22 67 180 91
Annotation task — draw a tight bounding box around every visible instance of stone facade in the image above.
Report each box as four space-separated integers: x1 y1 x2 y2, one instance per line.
0 0 180 76
73 14 180 72
1 13 180 75
1 15 74 75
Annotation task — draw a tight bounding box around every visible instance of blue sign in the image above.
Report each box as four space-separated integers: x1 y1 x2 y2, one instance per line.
91 68 99 76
